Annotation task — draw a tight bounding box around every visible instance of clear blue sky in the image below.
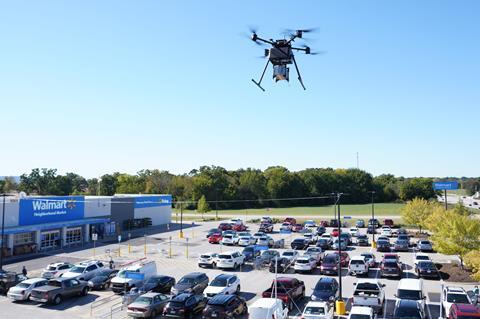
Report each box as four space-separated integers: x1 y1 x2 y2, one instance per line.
1 1 479 178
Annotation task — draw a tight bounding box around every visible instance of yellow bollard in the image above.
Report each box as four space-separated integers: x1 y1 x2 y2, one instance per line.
371 241 377 249
128 243 131 254
179 231 184 239
169 236 172 258
185 238 189 259
336 300 346 315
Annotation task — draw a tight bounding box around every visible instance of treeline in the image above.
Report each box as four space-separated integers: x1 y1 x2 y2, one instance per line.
2 166 451 209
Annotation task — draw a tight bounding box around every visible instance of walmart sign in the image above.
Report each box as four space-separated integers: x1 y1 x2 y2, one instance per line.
134 195 172 209
19 196 85 226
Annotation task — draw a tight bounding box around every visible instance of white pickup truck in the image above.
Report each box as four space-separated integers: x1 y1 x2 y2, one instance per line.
353 279 386 314
349 256 369 276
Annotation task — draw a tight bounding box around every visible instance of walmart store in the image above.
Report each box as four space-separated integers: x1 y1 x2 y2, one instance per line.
1 194 172 257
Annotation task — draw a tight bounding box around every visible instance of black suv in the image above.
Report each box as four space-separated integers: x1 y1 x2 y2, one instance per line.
269 257 290 273
171 272 209 295
311 277 339 303
163 293 207 318
357 235 369 246
291 238 309 250
202 294 248 319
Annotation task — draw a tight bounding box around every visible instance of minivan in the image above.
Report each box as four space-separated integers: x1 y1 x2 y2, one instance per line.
395 279 425 310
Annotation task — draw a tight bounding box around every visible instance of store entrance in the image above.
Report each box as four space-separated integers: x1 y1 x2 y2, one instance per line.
40 230 61 250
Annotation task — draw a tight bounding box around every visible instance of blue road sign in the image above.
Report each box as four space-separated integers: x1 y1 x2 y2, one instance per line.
433 181 458 191
343 216 352 219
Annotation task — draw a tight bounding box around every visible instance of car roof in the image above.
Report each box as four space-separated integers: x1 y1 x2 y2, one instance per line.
208 294 236 305
172 293 193 301
213 273 235 281
48 262 70 267
454 304 480 313
350 306 374 315
141 292 163 298
351 256 366 261
397 279 422 290
183 272 205 278
22 277 47 284
317 277 336 284
250 298 282 308
305 301 328 307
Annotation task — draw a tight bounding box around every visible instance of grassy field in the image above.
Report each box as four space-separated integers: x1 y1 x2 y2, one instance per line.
174 202 405 217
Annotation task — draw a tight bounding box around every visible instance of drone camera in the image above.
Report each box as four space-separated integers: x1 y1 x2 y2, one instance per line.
273 65 289 82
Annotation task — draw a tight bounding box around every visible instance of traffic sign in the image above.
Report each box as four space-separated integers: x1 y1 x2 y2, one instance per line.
118 235 122 242
343 216 352 219
433 181 458 190
92 233 98 241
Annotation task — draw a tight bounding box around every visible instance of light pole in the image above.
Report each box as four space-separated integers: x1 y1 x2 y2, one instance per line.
215 189 218 221
333 192 346 315
179 202 184 239
369 191 376 247
0 193 10 270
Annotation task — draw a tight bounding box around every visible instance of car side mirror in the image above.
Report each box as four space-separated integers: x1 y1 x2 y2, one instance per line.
382 284 386 287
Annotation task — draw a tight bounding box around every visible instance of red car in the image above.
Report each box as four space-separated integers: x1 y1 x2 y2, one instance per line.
331 251 350 267
208 233 222 244
382 253 400 263
284 217 297 225
384 219 394 227
331 229 340 237
449 303 480 319
232 223 247 231
218 223 232 231
320 220 329 227
292 224 304 232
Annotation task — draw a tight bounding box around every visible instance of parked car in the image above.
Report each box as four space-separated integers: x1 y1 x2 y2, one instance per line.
291 238 310 250
415 261 440 279
398 234 411 246
284 217 297 225
30 277 89 305
202 294 247 319
301 301 334 319
218 223 232 231
368 218 380 228
376 239 391 252
357 234 369 246
260 250 280 265
319 220 329 227
349 256 369 276
281 250 300 263
330 229 340 237
237 235 255 247
248 298 288 319
292 224 304 232
262 277 305 310
381 226 393 237
222 230 237 237
303 232 318 244
352 279 386 314
259 223 273 233
393 299 426 319
41 262 74 279
367 225 376 234
316 226 326 236
163 293 207 318
448 303 480 319
217 252 245 269
304 247 324 264
171 272 209 295
339 232 352 245
111 260 157 294
332 238 348 250
417 240 433 252
361 253 377 268
394 239 410 252
320 254 340 275
294 256 317 273
442 286 473 317
384 219 394 228
208 233 222 244
331 251 350 267
198 252 220 268
242 245 261 261
356 220 365 228
261 216 273 224
0 271 27 294
7 278 48 301
252 232 265 242
395 278 425 310
280 222 293 232
203 274 240 298
349 306 376 319
142 275 176 294
349 227 359 237
127 292 170 318
207 228 221 238
269 257 291 273
316 238 332 250
257 236 274 247
61 260 105 281
87 268 119 290
329 219 339 228
232 223 247 232
310 277 338 303
380 260 403 279
221 234 239 246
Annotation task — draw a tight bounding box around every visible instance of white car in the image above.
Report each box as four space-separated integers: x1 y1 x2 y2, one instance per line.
257 236 274 247
249 298 289 319
237 231 251 238
303 232 317 244
203 274 240 298
221 234 239 246
348 306 376 319
294 256 317 273
302 301 334 319
320 234 332 241
361 253 377 268
441 286 473 316
281 250 299 263
229 218 243 226
381 226 392 237
238 235 256 246
198 252 219 268
304 247 324 263
349 227 359 237
253 232 265 242
61 260 105 281
280 223 292 231
41 262 74 279
7 278 48 301
217 251 245 269
349 256 369 276
413 253 431 266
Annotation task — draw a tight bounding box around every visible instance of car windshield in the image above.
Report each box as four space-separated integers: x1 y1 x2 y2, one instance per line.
147 277 162 284
323 257 337 263
296 259 309 264
419 241 430 245
304 306 325 315
134 296 152 305
397 289 421 300
416 256 429 261
315 283 333 291
211 277 228 287
70 266 85 273
262 251 274 256
307 248 320 253
351 260 365 265
178 277 195 284
48 280 62 287
319 239 328 243
384 262 398 268
201 254 212 259
16 282 31 289
224 235 232 239
394 305 422 318
418 262 435 269
356 283 379 291
446 293 470 303
47 266 57 271
219 254 232 259
361 254 373 259
97 269 112 276
243 247 253 252
350 315 371 319
283 251 294 256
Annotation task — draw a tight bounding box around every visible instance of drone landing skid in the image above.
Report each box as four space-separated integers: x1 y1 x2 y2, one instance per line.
251 79 265 92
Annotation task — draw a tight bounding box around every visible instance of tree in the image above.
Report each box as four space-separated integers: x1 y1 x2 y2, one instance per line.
86 178 100 195
1 177 18 193
19 168 60 195
99 174 117 196
399 178 436 201
430 213 480 267
197 195 210 219
116 174 144 194
464 250 480 281
401 198 436 232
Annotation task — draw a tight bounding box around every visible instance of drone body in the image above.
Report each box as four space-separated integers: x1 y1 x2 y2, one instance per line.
250 29 316 91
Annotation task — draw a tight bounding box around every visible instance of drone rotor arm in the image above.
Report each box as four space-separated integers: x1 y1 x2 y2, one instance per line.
253 36 275 45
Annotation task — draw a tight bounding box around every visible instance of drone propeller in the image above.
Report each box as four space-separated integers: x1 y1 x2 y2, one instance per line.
301 45 326 55
284 27 319 39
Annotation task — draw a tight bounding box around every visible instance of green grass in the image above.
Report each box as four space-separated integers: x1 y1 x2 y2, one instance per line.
174 203 405 217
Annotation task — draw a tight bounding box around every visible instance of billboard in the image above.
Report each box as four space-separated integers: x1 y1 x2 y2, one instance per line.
433 181 459 191
134 195 172 209
19 196 85 226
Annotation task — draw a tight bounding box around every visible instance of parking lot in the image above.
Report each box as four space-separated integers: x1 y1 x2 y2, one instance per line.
0 218 476 319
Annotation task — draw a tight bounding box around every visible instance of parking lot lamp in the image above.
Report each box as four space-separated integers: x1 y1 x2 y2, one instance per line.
369 191 376 247
0 193 8 270
335 192 346 315
179 202 184 239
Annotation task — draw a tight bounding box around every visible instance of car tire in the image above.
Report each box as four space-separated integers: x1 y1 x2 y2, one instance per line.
150 309 156 318
236 285 241 294
81 287 89 296
54 294 63 305
233 263 237 269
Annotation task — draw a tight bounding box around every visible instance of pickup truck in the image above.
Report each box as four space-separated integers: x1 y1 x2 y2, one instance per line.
30 277 89 305
0 271 27 294
262 277 305 310
352 280 386 314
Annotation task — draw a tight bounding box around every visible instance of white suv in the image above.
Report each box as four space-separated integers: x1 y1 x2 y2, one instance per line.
381 226 392 237
198 252 219 268
61 260 105 281
41 262 74 279
442 286 473 316
217 251 245 269
221 234 239 246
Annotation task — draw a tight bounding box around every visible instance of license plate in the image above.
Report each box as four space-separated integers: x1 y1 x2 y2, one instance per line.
170 310 175 314
212 313 217 317
427 270 431 273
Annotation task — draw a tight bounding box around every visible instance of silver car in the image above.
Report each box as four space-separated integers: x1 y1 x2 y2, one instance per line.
7 278 48 301
417 240 433 252
126 292 170 318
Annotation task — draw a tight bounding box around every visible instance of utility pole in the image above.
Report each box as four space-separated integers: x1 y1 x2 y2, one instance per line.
356 152 359 169
215 189 218 220
369 191 376 247
333 192 346 315
0 193 10 270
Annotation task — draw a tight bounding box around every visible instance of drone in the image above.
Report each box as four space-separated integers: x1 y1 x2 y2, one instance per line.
249 28 320 91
